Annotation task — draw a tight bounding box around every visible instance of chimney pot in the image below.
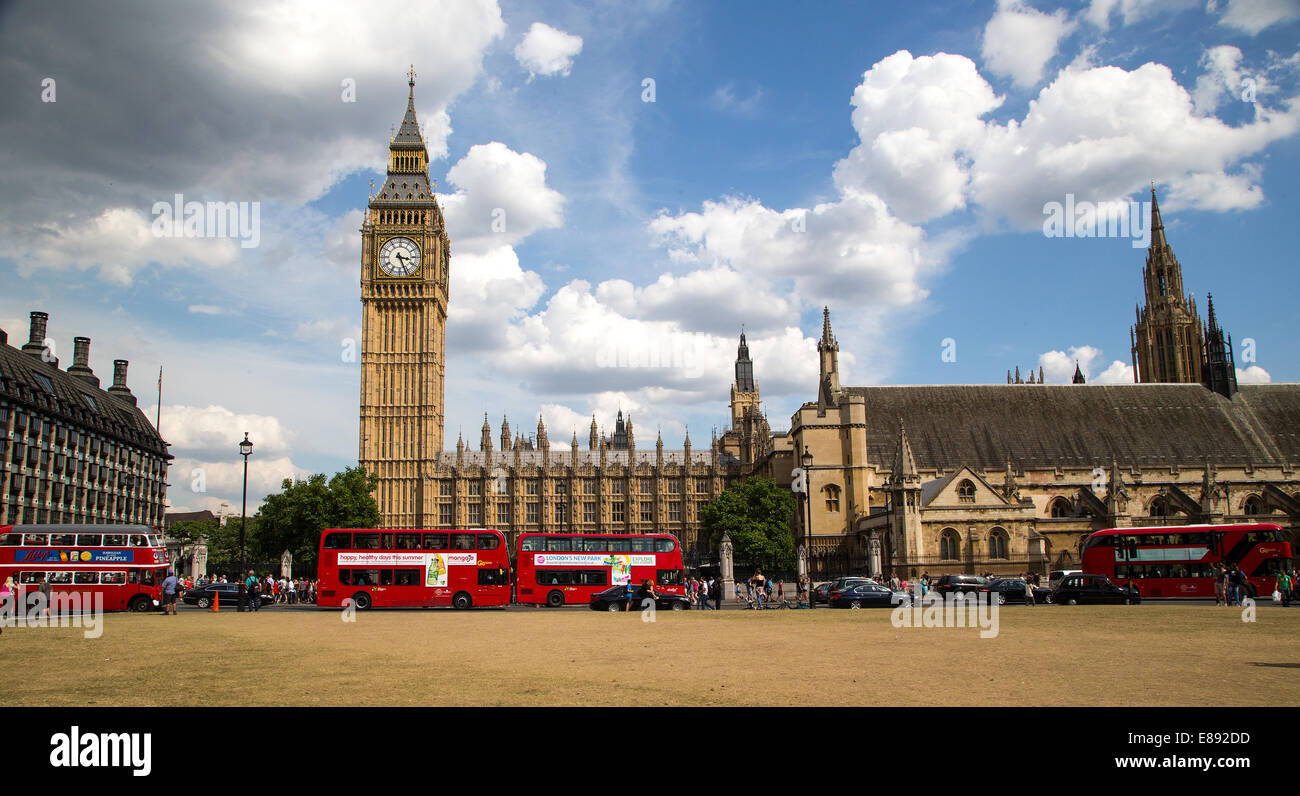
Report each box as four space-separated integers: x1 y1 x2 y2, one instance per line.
73 337 91 367
112 359 129 388
22 311 50 360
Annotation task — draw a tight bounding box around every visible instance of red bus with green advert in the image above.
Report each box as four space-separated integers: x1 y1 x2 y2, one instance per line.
1080 522 1292 599
0 523 169 612
316 528 510 610
515 532 685 607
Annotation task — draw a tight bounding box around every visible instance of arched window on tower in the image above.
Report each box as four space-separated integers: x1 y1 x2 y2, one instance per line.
940 528 960 561
957 480 976 503
1049 497 1072 518
989 528 1009 559
823 484 841 512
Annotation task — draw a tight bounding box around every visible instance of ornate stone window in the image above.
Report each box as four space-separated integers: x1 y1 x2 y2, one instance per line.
1242 495 1262 515
1049 497 1071 517
989 527 1009 559
957 480 976 503
940 528 960 561
1148 496 1168 517
823 484 841 512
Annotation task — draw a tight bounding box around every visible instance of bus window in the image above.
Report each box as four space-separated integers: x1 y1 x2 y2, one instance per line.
452 533 476 550
129 534 148 547
353 533 380 550
577 570 607 586
423 533 449 550
520 536 542 552
657 569 683 585
605 538 629 552
49 572 73 585
631 538 654 553
139 569 156 587
379 569 393 586
73 572 99 585
23 534 49 546
19 571 44 584
102 534 126 546
544 536 570 552
338 570 352 586
395 533 421 550
654 537 677 553
353 570 379 586
394 569 421 586
100 572 127 585
380 533 395 550
476 534 500 550
537 569 571 586
0 533 20 546
477 568 508 586
323 532 352 550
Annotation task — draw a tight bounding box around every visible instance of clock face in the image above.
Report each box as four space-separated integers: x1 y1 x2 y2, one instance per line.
378 237 421 277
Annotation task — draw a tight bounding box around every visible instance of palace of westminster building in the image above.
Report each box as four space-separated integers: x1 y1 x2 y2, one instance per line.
356 75 1299 575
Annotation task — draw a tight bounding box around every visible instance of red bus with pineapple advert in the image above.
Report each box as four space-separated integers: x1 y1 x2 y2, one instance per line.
315 528 510 610
0 524 169 612
1080 523 1293 599
515 532 686 607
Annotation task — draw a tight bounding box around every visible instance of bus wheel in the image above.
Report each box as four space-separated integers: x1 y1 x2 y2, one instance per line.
671 600 687 611
196 597 212 609
606 601 621 612
352 592 372 610
453 592 472 610
128 596 153 613
546 590 565 608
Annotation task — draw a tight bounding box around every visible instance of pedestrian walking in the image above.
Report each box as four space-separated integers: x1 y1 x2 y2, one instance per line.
751 570 766 609
39 575 51 618
1213 563 1226 606
0 576 15 634
712 577 722 611
1023 574 1035 606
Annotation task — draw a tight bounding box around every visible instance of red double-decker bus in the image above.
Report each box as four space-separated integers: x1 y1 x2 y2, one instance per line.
1080 523 1293 599
315 528 510 610
0 524 169 612
515 532 685 607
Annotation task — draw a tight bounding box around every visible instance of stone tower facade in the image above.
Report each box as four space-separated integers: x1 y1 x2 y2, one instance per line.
359 69 451 528
1131 187 1205 384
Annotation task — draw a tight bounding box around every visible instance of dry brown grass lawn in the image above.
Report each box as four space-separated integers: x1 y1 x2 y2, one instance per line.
2 604 1297 706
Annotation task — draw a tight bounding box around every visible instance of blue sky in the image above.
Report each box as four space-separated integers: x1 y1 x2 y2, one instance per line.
0 0 1296 514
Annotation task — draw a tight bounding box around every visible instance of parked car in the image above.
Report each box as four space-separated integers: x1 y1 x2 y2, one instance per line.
1051 573 1141 605
987 578 1053 604
812 582 832 604
933 574 990 596
1048 569 1082 589
828 583 910 609
182 582 275 609
826 576 878 603
589 584 690 612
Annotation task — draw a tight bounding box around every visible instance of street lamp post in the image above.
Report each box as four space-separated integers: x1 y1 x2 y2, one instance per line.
801 445 814 609
239 432 253 578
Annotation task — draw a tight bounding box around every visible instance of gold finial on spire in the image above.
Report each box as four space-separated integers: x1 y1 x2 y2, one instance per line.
408 63 417 85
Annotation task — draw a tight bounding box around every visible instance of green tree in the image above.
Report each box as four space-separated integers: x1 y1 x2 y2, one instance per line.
253 466 380 567
701 477 796 568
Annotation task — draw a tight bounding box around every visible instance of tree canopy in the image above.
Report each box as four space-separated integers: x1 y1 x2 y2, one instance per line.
700 477 796 568
252 466 380 566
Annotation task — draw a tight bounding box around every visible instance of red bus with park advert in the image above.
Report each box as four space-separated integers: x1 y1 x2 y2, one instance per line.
1080 522 1292 599
315 528 510 610
515 531 686 607
0 523 169 612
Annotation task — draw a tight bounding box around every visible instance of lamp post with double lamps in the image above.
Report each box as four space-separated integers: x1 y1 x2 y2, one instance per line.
802 445 814 609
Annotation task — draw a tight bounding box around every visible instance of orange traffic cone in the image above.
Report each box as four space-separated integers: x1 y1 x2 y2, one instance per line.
212 592 219 612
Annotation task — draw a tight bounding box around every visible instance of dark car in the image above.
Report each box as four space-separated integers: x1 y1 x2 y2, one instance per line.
933 574 990 596
182 582 275 609
826 576 877 604
829 582 910 609
589 584 690 612
987 578 1053 605
1051 574 1141 605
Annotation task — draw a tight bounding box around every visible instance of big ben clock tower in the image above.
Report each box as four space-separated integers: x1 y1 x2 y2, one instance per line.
359 67 449 528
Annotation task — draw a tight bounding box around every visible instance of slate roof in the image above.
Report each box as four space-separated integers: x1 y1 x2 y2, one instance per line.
0 335 169 457
825 383 1300 470
432 449 721 469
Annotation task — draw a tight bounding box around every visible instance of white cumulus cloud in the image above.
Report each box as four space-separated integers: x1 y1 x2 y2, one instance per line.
514 22 583 79
982 0 1076 87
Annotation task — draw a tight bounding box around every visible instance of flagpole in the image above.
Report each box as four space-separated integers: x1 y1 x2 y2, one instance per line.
156 365 163 432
